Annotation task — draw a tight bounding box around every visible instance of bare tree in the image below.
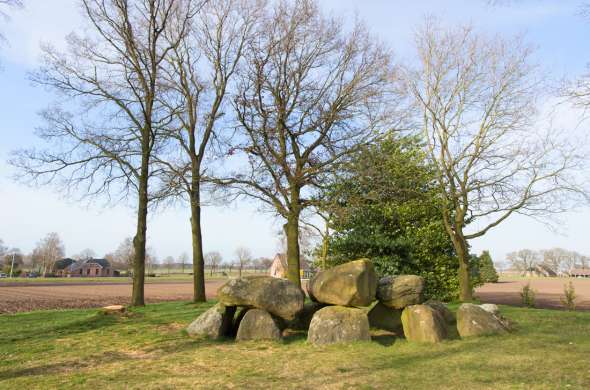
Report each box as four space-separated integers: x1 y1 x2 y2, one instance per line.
234 246 251 277
114 237 135 274
178 252 189 274
74 248 96 260
10 0 198 306
163 255 175 274
204 251 222 276
507 249 540 275
32 232 65 276
155 0 260 302
401 21 584 301
218 0 397 287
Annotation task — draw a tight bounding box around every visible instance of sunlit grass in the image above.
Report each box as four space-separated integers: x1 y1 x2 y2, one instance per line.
1 302 589 389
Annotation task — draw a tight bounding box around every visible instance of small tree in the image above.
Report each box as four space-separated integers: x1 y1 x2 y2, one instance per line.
235 247 251 277
178 252 189 274
32 232 65 276
478 251 499 283
561 281 577 311
204 251 222 276
163 256 175 275
520 282 536 308
507 249 540 276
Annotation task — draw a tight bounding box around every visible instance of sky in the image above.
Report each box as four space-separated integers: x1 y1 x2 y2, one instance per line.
0 0 589 265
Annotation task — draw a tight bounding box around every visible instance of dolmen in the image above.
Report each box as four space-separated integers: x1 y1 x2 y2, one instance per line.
186 259 513 345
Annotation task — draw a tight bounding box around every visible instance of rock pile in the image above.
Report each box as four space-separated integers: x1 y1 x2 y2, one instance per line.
186 259 513 345
187 275 305 341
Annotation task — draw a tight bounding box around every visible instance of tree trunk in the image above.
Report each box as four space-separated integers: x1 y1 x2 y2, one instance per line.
452 234 473 302
284 211 301 288
190 186 206 303
131 152 149 307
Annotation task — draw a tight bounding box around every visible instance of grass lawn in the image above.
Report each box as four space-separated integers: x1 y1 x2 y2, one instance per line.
1 302 589 389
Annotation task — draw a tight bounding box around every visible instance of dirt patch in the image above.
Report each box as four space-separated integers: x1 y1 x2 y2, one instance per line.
0 280 225 314
476 277 590 310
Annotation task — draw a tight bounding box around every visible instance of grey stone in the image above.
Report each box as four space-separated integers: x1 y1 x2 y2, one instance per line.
425 300 456 325
308 259 377 307
377 275 424 309
401 304 448 343
186 303 236 339
457 303 509 338
217 276 304 320
235 309 282 341
307 306 371 345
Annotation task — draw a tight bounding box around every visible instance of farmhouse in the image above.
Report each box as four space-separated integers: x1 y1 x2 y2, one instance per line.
269 253 312 279
569 268 590 278
55 258 118 277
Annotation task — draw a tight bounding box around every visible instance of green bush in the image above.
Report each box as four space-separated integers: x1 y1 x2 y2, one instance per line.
520 282 536 308
320 135 462 301
473 250 499 283
561 281 576 311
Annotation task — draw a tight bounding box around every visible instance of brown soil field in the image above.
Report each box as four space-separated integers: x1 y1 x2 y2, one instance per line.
2 277 589 314
0 280 224 314
476 277 590 310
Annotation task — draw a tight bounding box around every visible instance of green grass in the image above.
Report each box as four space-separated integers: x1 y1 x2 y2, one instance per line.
1 303 589 389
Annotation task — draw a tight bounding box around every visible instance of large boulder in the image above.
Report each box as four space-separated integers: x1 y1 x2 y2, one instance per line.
457 303 508 338
367 302 403 334
235 309 282 341
308 259 377 307
425 300 455 325
376 275 424 309
186 303 236 339
401 304 448 343
307 306 371 345
217 276 304 320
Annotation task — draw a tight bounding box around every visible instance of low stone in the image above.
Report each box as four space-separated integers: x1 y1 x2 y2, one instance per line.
235 309 282 341
457 303 508 338
217 276 304 320
307 306 371 345
401 304 448 343
308 259 377 307
101 305 125 314
377 275 424 309
425 300 456 325
285 302 326 331
367 301 403 334
479 303 500 315
186 303 236 339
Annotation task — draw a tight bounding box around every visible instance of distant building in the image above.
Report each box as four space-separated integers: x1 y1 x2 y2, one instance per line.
269 253 312 279
55 258 118 277
569 268 590 278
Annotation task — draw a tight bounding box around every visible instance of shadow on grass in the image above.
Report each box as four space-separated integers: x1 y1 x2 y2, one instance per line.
0 350 131 381
0 312 124 343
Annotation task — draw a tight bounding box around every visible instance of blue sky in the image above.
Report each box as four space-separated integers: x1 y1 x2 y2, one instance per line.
0 0 589 265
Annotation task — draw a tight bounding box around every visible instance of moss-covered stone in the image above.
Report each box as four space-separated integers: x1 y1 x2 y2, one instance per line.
235 309 282 341
308 259 377 307
217 276 304 320
377 275 424 309
401 304 448 343
457 303 509 338
307 306 371 345
425 300 455 325
186 303 236 339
